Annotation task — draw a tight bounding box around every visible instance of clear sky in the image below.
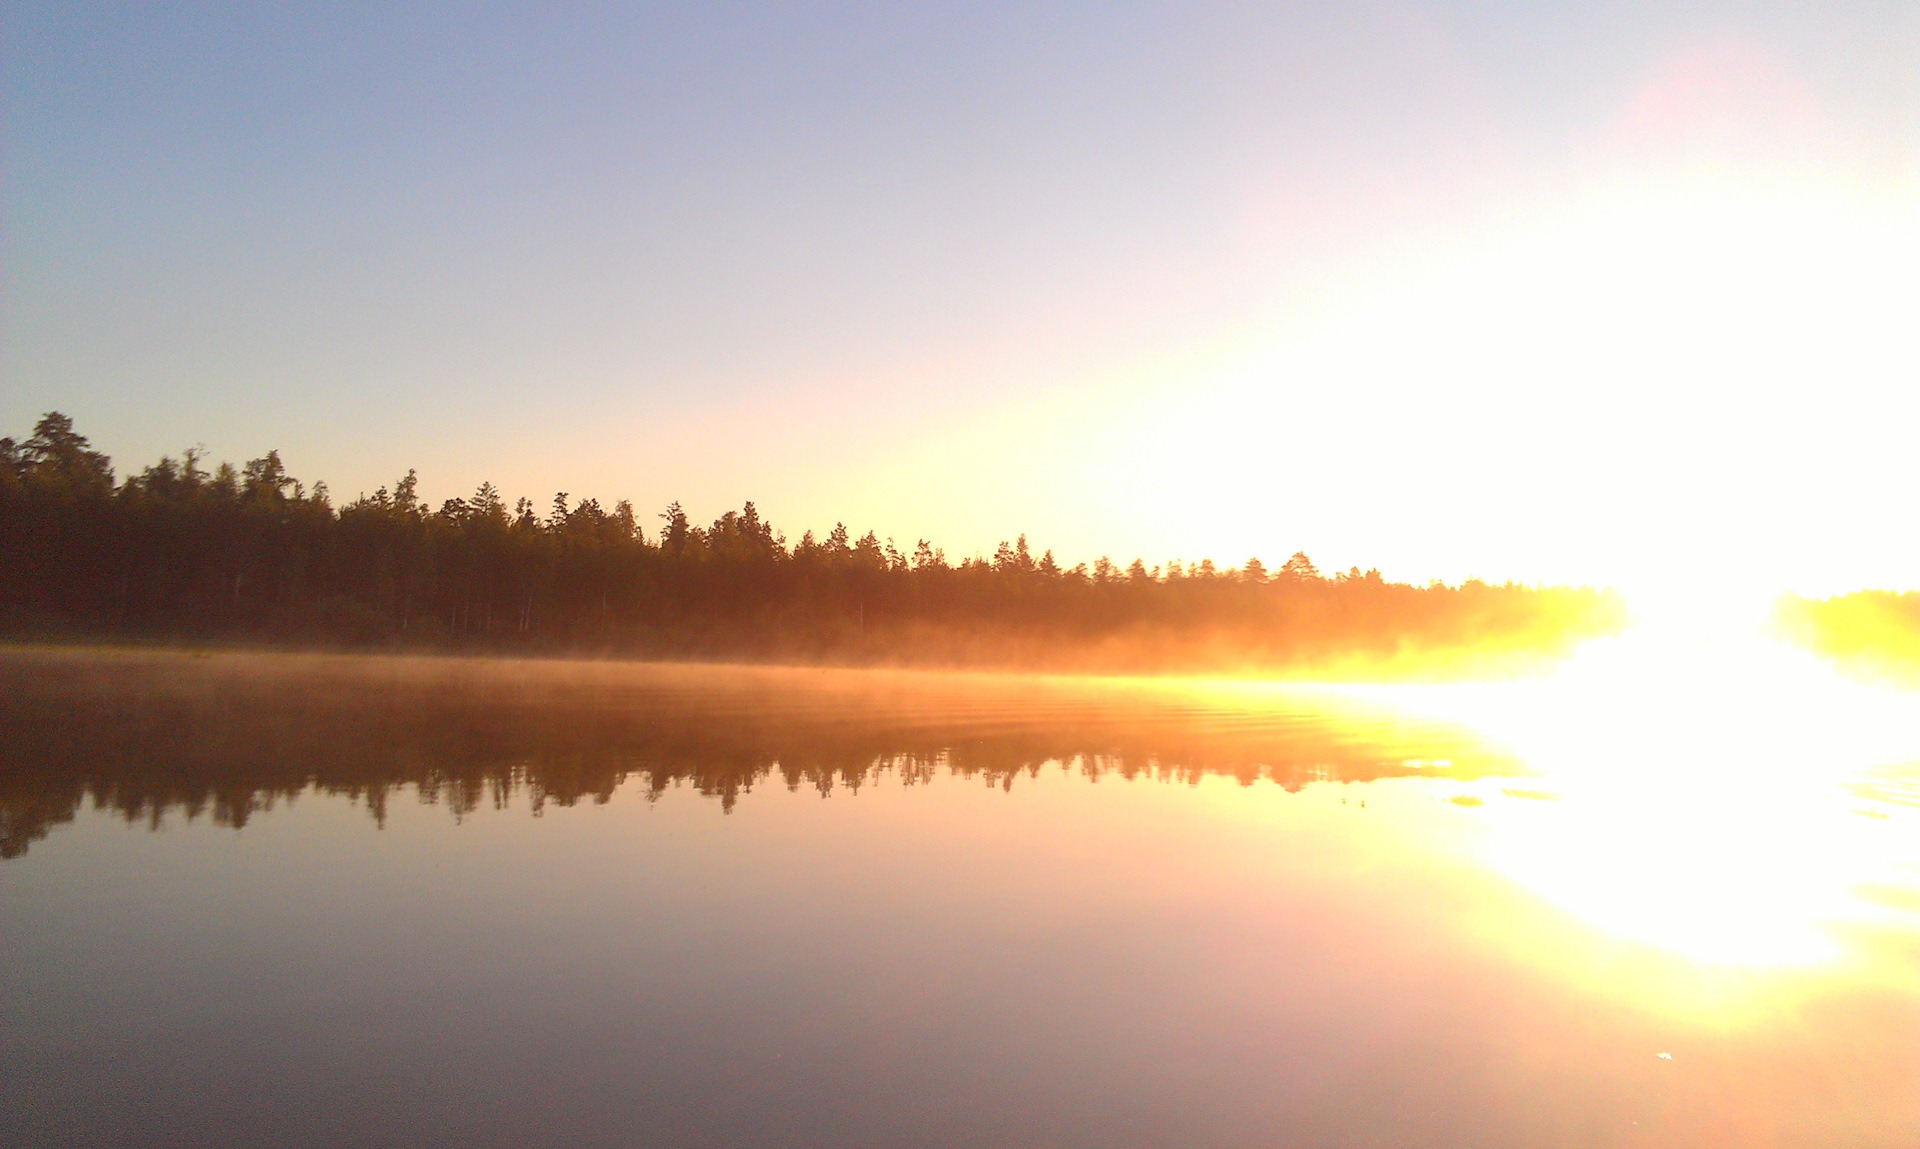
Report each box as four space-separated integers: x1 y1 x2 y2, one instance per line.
4 3 1915 595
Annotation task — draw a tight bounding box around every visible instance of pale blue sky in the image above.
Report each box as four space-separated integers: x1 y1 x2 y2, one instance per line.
4 3 1915 587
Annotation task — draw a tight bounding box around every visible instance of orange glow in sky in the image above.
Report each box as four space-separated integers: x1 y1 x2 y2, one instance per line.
5 9 1914 597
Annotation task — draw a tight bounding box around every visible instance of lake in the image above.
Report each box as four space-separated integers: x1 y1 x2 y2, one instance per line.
3 646 1917 1147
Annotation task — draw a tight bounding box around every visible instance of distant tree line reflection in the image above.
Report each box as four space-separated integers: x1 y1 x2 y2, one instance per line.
0 651 1517 859
0 414 1622 674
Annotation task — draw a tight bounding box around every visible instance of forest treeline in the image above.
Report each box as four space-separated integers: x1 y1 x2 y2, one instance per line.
0 412 1623 674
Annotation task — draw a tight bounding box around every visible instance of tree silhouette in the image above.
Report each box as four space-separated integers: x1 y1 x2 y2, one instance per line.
0 412 1626 674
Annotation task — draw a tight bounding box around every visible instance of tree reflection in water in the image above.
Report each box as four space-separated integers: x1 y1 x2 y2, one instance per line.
0 648 1515 858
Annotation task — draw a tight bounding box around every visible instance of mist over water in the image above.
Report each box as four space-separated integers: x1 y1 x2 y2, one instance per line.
6 5 1915 1145
3 649 1916 1147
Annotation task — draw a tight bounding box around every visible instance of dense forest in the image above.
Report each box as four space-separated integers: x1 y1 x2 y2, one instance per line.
0 412 1623 674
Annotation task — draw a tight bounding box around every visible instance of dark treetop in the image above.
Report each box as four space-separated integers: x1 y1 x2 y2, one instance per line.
0 413 1621 673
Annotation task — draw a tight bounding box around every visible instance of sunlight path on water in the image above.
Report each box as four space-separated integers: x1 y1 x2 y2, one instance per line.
1341 588 1920 985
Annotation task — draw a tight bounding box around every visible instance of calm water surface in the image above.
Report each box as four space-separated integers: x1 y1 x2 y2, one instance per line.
2 648 1917 1147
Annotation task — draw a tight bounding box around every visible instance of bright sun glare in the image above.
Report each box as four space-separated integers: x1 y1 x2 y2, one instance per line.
1115 165 1920 984
1370 590 1920 981
1119 174 1920 595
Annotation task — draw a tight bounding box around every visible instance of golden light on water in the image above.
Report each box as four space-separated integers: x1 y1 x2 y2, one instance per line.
11 10 1919 1143
1336 592 1920 1007
9 641 1919 1140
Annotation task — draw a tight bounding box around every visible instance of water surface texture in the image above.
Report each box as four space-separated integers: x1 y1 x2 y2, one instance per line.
3 648 1917 1147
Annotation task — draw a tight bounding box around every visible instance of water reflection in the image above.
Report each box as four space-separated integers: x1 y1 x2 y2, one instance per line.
1448 618 1920 973
4 647 1919 1146
0 649 1513 858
